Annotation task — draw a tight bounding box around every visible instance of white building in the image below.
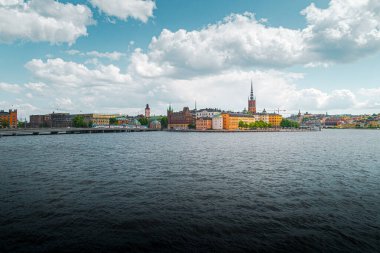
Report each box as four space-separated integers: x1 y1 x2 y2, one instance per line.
196 109 221 119
254 110 269 123
212 114 223 130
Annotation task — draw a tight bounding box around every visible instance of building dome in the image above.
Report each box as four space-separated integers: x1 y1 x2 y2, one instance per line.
131 119 141 125
149 120 161 129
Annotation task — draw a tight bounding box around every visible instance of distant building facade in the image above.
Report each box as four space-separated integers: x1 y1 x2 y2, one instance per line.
0 109 17 128
222 113 255 130
196 117 212 130
268 113 283 127
167 106 195 129
212 114 223 130
50 113 73 128
30 114 51 128
75 114 118 127
196 109 221 119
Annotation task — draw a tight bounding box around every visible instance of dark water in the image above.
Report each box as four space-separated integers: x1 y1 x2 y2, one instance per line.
0 130 379 252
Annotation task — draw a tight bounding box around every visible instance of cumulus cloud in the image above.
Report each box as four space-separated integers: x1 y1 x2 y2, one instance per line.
0 82 22 93
130 0 380 77
0 0 94 44
24 82 47 92
25 58 132 88
130 13 307 78
18 57 380 116
90 0 155 23
66 50 126 61
302 0 380 62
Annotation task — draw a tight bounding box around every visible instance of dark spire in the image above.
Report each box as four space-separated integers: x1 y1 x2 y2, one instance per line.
250 80 254 100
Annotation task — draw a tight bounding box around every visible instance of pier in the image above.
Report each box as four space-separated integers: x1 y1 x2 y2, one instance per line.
0 128 160 137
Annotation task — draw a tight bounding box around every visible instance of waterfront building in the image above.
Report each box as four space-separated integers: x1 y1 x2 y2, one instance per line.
212 114 223 130
145 104 151 118
196 117 212 130
0 109 17 128
116 116 129 126
196 109 221 119
268 113 283 127
50 113 73 128
75 114 118 127
253 110 270 124
167 106 195 129
248 81 257 114
30 114 51 128
149 120 161 129
222 113 255 130
130 119 142 128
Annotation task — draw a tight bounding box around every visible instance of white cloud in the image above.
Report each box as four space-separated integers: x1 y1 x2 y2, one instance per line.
90 0 155 23
65 50 126 61
0 56 378 117
302 0 380 62
24 82 46 92
0 82 22 93
130 0 380 77
0 0 94 44
0 0 23 6
130 13 307 78
25 58 132 88
86 51 125 61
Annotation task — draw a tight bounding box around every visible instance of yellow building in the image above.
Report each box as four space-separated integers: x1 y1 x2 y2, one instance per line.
222 113 255 130
268 113 283 127
76 114 119 126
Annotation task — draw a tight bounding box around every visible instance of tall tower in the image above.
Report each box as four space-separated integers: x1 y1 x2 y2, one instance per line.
248 81 256 114
145 104 150 118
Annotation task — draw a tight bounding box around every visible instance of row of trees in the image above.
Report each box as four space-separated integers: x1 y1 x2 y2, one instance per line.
238 119 300 129
280 119 299 128
238 120 272 129
107 116 169 129
72 115 93 128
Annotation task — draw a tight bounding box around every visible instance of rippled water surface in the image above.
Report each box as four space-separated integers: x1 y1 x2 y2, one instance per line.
1 130 379 252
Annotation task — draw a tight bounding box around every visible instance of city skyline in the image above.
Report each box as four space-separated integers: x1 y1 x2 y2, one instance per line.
1 0 380 118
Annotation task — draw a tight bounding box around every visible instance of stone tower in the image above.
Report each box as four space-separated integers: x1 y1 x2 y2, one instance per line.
145 104 150 118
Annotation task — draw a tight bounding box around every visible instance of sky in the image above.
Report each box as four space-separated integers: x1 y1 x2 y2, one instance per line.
1 0 380 119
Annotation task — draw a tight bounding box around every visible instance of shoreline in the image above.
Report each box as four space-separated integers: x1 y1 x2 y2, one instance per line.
0 127 319 137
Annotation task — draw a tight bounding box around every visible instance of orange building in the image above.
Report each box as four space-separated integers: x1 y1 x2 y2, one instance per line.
196 117 212 130
0 109 17 128
268 113 282 127
222 113 255 130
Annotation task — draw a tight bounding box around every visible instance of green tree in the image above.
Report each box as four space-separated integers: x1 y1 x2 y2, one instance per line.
72 115 86 128
17 121 26 128
188 123 196 129
280 119 299 128
109 118 117 125
160 116 168 129
1 120 9 128
238 121 245 128
138 117 149 126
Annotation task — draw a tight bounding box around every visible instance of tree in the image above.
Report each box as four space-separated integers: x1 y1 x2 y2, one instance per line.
72 115 86 128
138 117 149 126
160 116 168 129
280 119 299 128
17 121 26 128
188 123 196 129
1 120 9 128
238 121 245 128
109 118 117 125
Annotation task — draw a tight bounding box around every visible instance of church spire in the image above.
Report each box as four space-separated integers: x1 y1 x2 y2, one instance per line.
250 80 254 100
